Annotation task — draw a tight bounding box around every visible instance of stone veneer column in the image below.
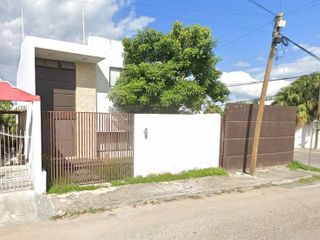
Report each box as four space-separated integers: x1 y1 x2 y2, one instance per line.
75 62 97 112
75 62 97 160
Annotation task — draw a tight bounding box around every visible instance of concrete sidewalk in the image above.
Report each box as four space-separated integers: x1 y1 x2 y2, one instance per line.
49 166 318 218
1 165 318 224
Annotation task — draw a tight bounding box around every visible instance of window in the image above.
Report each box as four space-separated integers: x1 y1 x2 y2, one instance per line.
35 58 59 68
35 58 75 70
109 67 122 87
60 61 75 70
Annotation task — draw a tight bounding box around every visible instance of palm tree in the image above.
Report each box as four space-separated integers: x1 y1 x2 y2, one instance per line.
272 73 320 127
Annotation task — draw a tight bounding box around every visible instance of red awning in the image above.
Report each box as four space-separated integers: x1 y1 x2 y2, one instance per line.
0 81 40 102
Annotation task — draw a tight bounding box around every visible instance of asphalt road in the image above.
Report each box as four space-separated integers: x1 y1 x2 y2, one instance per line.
294 148 320 168
1 183 320 240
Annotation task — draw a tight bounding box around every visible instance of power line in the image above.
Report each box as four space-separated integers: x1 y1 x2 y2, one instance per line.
170 0 267 17
135 2 266 18
245 0 276 17
226 75 303 87
217 95 277 106
289 17 320 29
282 36 320 63
279 0 282 12
216 20 272 49
60 0 266 19
134 10 254 29
56 0 260 30
287 0 320 15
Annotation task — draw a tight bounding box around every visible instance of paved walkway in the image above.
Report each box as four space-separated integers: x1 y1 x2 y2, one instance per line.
49 166 317 218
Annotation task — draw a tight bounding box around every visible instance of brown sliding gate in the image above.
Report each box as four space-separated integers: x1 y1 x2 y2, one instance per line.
220 103 297 171
42 112 134 185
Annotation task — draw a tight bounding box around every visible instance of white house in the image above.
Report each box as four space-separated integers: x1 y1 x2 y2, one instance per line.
17 36 124 113
13 36 222 192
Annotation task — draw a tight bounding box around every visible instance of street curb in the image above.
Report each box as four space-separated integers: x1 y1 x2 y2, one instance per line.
51 173 315 219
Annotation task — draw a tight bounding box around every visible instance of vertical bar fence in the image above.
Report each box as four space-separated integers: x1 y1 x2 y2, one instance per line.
42 112 134 185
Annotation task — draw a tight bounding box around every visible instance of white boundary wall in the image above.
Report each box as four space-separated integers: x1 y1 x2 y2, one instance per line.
25 101 46 193
134 114 221 177
295 123 320 149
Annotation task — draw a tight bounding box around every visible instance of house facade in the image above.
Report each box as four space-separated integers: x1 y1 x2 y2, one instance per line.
17 36 124 113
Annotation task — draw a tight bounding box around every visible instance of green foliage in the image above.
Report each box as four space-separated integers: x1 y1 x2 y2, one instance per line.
298 175 320 184
112 167 227 186
47 184 99 194
287 161 320 172
203 100 224 114
272 73 320 126
109 22 229 113
0 101 15 128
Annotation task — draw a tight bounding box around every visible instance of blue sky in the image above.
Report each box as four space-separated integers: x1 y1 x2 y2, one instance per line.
131 0 320 72
1 0 320 101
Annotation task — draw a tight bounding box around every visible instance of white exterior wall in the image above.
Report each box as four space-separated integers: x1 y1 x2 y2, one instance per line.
295 123 320 149
88 37 124 112
134 114 221 177
25 101 46 193
16 36 106 95
17 38 36 94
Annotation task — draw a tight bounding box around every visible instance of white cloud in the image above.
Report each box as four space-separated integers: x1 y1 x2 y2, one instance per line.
256 46 320 80
248 67 263 73
221 44 320 101
219 71 290 101
0 0 154 83
232 60 251 68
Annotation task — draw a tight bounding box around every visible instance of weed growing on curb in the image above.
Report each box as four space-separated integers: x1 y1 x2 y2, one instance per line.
287 161 320 172
298 175 320 184
48 184 99 194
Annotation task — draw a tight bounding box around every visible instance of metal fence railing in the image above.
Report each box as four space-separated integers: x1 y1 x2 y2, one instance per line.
42 112 134 185
0 127 32 192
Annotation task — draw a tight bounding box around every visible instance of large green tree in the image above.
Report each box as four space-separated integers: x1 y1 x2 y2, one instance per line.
109 22 229 113
272 73 320 127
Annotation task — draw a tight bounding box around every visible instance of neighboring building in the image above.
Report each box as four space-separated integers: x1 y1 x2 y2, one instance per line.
295 123 320 150
17 36 124 113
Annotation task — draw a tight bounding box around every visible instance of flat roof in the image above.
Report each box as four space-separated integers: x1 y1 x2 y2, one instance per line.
25 36 107 64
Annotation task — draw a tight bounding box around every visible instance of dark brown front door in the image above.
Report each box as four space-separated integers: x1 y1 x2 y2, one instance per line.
35 58 75 112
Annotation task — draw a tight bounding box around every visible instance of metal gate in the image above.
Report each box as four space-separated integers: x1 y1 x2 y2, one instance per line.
42 112 134 185
0 127 32 192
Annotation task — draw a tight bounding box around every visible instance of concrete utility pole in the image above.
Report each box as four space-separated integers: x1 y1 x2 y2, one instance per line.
249 13 285 176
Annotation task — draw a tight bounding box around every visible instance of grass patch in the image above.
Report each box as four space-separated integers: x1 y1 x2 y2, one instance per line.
298 175 320 184
287 161 320 172
47 184 99 194
111 167 227 187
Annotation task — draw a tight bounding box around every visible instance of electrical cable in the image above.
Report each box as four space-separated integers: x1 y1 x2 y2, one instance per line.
217 20 273 49
226 75 303 87
134 2 265 18
134 10 254 29
170 0 266 17
217 95 277 106
245 0 276 17
286 0 320 15
281 36 320 63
